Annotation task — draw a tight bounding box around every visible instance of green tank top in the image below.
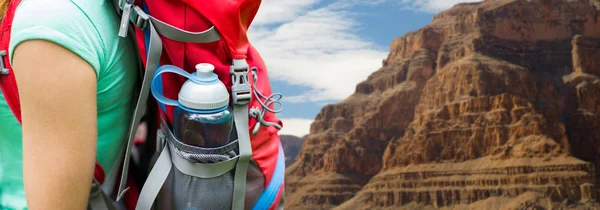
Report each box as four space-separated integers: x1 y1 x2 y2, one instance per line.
0 0 138 209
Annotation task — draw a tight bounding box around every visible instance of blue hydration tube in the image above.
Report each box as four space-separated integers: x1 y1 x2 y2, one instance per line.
252 143 286 210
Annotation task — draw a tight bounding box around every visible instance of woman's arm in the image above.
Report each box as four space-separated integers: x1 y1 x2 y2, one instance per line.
12 39 98 210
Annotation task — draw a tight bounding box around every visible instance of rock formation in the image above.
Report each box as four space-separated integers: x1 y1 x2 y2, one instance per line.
285 0 600 209
280 135 305 166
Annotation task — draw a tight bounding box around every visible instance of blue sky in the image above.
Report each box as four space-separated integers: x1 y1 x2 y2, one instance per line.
248 0 481 137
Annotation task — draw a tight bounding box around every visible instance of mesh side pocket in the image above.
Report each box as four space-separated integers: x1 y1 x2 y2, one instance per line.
155 130 267 210
172 146 236 164
157 162 265 210
168 166 234 210
156 147 234 210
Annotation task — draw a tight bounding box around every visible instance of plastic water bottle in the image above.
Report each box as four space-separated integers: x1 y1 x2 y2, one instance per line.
172 63 233 148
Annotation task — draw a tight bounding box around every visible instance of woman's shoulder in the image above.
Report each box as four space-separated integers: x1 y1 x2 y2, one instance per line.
14 0 119 28
9 0 130 77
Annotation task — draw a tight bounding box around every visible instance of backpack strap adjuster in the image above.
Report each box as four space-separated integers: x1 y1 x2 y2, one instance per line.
130 6 149 29
117 0 149 37
230 59 251 105
0 50 9 75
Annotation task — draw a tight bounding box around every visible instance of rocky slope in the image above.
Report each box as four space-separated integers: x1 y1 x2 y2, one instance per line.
280 135 305 166
285 0 600 209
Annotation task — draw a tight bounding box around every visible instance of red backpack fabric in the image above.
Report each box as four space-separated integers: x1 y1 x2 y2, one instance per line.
0 0 22 123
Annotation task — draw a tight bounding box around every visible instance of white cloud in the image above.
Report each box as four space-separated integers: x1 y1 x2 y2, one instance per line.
252 0 320 26
396 0 484 12
279 118 314 137
249 0 388 103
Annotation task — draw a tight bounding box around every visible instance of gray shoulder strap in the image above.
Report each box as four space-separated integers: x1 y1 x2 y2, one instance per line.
116 1 220 43
101 140 127 195
89 180 117 210
230 59 253 210
135 143 172 210
149 17 221 43
116 21 163 201
231 103 252 210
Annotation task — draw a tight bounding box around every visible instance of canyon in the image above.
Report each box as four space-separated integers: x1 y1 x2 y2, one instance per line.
285 0 600 209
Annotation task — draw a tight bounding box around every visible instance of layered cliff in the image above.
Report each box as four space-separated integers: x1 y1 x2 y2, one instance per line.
286 0 600 209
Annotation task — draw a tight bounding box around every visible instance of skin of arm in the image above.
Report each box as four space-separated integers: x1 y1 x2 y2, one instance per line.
12 39 98 210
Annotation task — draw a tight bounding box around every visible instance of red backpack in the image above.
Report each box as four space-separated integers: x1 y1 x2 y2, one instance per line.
0 0 286 209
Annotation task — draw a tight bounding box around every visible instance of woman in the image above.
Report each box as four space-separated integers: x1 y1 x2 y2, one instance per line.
0 0 138 209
